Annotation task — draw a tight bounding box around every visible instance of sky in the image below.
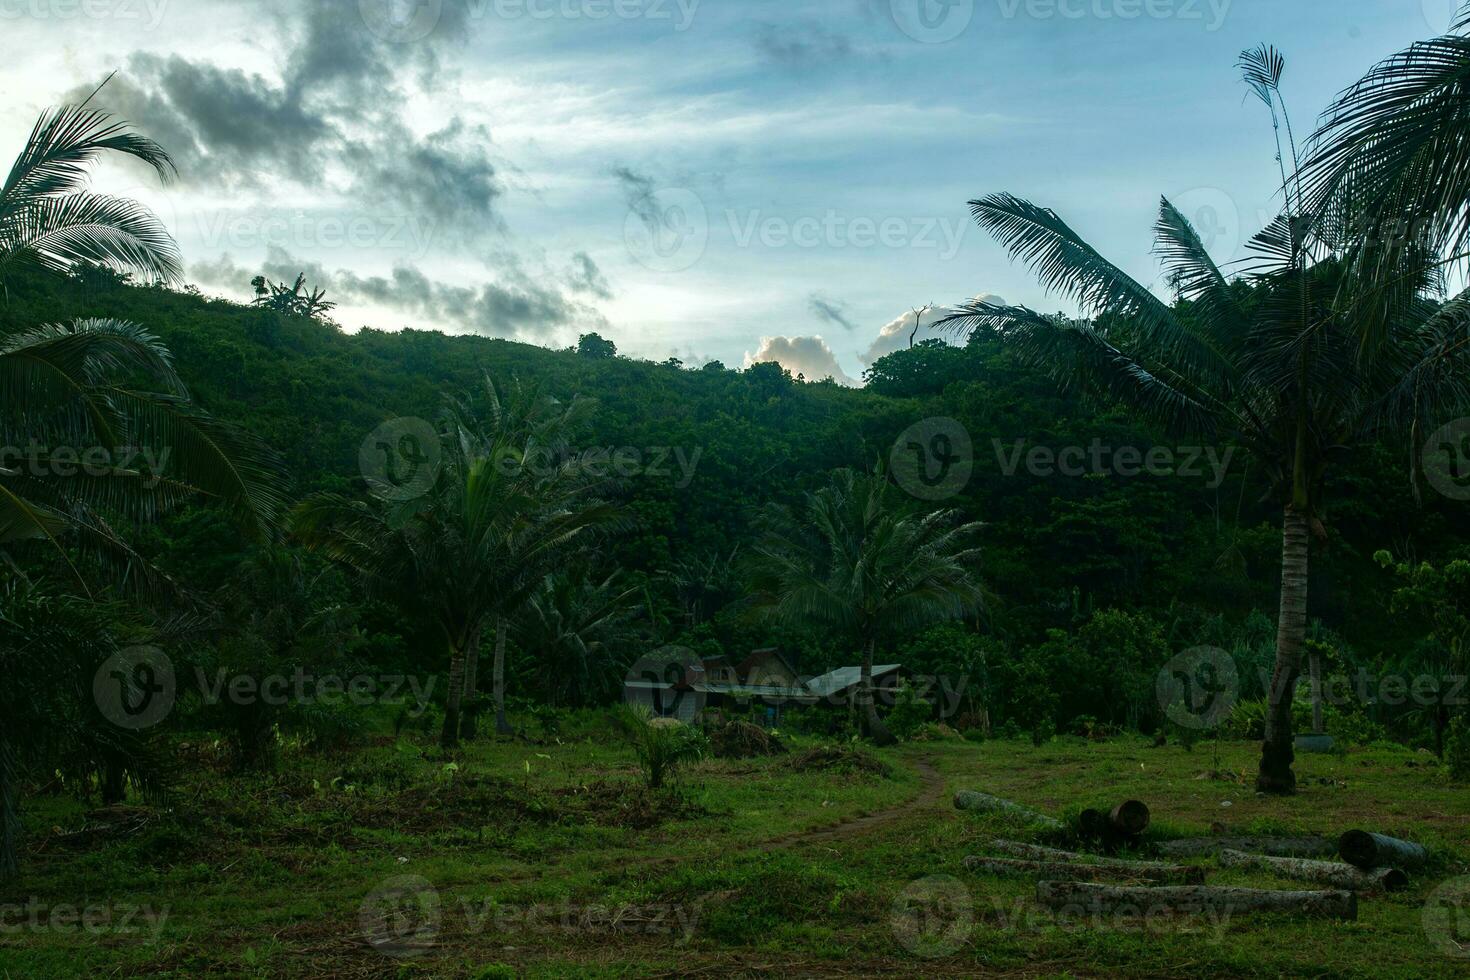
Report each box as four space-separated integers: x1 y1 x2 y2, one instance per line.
0 0 1454 383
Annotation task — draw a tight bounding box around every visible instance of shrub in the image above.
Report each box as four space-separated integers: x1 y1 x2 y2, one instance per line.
887 683 933 741
616 706 707 789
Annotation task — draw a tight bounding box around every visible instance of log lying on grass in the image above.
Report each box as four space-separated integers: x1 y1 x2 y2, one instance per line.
1035 881 1357 920
987 839 1197 875
1338 831 1429 871
1109 800 1150 836
1157 836 1334 859
965 855 1204 885
1219 849 1408 892
953 791 1063 830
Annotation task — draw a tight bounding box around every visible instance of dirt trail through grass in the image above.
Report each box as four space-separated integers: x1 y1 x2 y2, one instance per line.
763 755 945 852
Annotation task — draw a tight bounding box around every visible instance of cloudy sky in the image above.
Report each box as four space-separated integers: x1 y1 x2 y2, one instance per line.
0 0 1449 383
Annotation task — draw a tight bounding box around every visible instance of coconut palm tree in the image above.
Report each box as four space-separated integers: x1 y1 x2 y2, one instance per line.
1 97 181 292
745 467 985 746
934 49 1469 792
514 569 642 707
293 379 614 748
1 318 288 591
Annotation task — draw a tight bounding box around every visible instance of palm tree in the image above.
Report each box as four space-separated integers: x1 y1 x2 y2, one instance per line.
1 96 181 292
934 49 1469 793
1 318 288 591
293 379 613 748
515 569 642 707
745 467 985 746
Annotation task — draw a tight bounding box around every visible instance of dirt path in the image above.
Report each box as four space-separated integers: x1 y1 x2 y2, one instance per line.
763 754 945 852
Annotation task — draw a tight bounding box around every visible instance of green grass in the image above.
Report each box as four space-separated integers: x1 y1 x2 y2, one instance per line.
5 727 1470 977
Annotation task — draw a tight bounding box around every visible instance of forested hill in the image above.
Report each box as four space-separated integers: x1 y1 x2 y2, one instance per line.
6 269 1466 701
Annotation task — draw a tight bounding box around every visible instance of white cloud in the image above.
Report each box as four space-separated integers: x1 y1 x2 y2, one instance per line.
745 335 857 386
860 293 1006 367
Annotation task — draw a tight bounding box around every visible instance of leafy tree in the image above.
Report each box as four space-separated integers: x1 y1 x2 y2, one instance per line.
745 467 984 745
293 379 613 747
577 332 617 359
251 273 337 322
514 569 642 707
936 48 1470 792
863 339 972 398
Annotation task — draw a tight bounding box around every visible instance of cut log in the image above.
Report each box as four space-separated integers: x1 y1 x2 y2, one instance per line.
1338 831 1429 871
953 791 1063 830
1035 881 1357 920
964 856 1203 885
1109 800 1150 836
987 839 1196 876
1218 849 1408 892
1157 836 1334 859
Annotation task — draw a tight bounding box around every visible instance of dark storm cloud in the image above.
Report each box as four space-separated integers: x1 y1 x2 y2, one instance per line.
192 247 605 340
752 21 855 68
566 252 612 299
349 118 502 227
611 165 660 229
809 294 859 332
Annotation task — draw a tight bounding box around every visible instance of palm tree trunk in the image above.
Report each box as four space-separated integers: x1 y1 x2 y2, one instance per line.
441 638 465 749
460 630 481 741
860 636 896 747
0 735 18 880
494 616 513 736
1258 504 1309 794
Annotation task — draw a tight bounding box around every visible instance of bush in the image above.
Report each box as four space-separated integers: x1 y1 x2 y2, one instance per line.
887 683 933 741
616 706 707 789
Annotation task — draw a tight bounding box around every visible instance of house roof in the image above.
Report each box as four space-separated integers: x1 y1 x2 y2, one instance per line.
804 665 903 698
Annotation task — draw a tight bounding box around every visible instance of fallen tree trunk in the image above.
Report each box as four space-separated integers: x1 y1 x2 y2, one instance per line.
987 839 1194 874
953 791 1063 830
1157 836 1334 859
1035 881 1357 920
1219 849 1407 892
1338 831 1428 871
965 855 1203 885
1109 800 1150 836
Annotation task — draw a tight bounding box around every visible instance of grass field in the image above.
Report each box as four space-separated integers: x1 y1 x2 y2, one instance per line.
7 723 1470 978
